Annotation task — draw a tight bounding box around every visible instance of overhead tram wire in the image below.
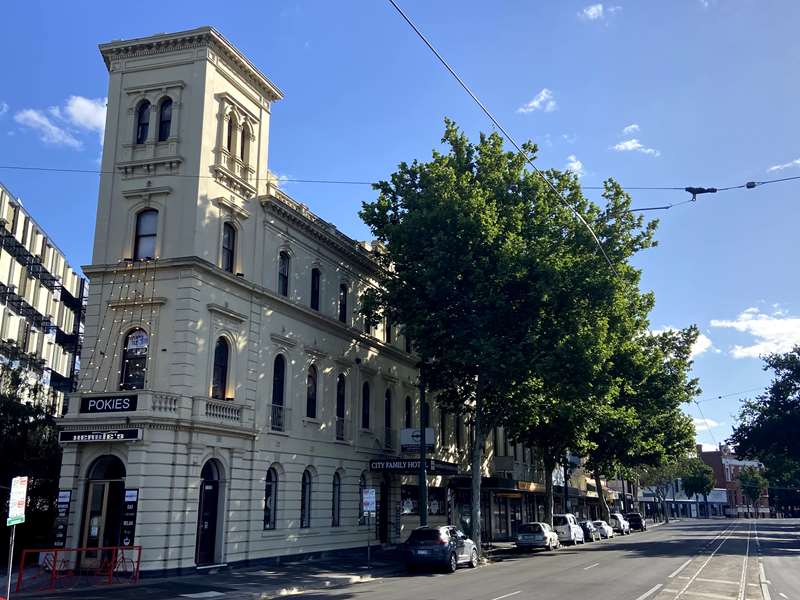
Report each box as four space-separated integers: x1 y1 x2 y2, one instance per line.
386 0 616 272
693 398 720 449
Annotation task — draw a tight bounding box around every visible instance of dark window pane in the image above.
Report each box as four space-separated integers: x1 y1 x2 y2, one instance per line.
384 389 392 429
306 366 317 418
279 252 290 296
222 223 235 273
361 382 370 429
120 328 148 390
134 209 158 260
136 102 150 144
338 284 347 323
331 473 341 527
264 468 277 530
310 268 320 310
158 98 172 142
404 396 412 429
272 355 285 406
300 470 311 528
211 338 229 399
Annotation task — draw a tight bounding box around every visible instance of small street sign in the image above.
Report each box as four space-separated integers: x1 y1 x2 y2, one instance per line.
7 476 28 526
362 487 376 515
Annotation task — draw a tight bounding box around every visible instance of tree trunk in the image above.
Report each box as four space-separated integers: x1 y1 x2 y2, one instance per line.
471 411 485 556
704 493 709 519
544 455 556 527
595 472 610 523
661 496 670 523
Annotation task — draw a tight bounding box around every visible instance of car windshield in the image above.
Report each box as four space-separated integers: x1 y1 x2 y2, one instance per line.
518 523 543 534
408 529 443 543
553 516 568 526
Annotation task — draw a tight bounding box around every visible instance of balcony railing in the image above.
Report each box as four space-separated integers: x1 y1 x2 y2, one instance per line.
270 403 288 432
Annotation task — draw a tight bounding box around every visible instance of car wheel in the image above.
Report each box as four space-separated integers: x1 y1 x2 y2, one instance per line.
469 548 478 568
447 552 458 573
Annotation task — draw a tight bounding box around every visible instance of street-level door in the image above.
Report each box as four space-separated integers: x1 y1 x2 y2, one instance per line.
196 459 223 566
80 455 126 569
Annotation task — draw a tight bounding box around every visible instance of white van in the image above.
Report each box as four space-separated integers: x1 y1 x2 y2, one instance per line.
553 513 585 545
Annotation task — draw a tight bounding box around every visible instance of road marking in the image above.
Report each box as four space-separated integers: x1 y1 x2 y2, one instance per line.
681 592 739 600
760 563 771 584
633 584 663 600
669 559 693 578
584 562 600 570
671 523 739 600
490 592 521 600
180 593 225 599
738 521 751 600
695 578 738 585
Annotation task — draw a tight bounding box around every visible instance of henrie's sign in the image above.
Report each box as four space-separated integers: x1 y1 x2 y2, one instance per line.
80 394 138 414
59 428 142 443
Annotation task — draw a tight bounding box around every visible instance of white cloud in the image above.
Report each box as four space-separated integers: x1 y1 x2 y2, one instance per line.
517 88 557 114
565 154 584 177
612 138 661 157
0 102 8 117
622 123 640 135
14 95 106 149
710 307 800 359
652 326 716 358
561 133 577 144
269 170 291 189
14 109 81 149
767 158 800 172
699 443 718 452
64 96 106 136
693 417 721 432
578 3 621 21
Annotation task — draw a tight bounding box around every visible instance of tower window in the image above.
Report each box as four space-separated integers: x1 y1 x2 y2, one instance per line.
211 337 229 400
222 223 236 273
158 98 172 142
135 101 150 144
310 268 321 311
120 328 148 390
306 365 317 418
361 381 370 430
278 252 290 296
300 469 312 528
133 209 158 261
338 283 348 323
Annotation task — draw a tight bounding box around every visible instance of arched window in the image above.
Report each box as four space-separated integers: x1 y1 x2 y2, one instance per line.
310 268 321 311
240 124 250 163
404 396 412 429
361 381 370 430
263 467 278 530
226 115 237 153
331 472 341 527
306 365 317 418
221 223 235 273
271 355 285 431
119 328 148 390
358 473 367 525
421 402 430 428
211 337 229 400
278 252 290 296
338 283 348 323
335 374 346 440
158 98 172 142
135 101 150 144
133 209 158 261
300 469 312 528
384 388 393 449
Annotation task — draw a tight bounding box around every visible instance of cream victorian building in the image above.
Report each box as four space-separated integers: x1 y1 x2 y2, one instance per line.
56 27 569 575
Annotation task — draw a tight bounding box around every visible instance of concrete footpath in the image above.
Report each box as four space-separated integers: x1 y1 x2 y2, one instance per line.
10 548 407 600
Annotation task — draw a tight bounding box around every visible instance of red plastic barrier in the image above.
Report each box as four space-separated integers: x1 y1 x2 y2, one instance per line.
15 545 141 592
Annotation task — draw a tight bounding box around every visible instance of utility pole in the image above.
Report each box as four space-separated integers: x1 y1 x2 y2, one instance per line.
418 377 428 526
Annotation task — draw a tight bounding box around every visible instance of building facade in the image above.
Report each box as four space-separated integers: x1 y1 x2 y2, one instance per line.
0 181 85 413
699 444 769 517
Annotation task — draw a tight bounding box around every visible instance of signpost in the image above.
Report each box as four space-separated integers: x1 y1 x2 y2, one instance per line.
362 488 376 569
6 476 28 599
52 490 72 548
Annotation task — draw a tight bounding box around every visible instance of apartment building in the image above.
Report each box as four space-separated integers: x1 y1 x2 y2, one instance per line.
0 182 85 412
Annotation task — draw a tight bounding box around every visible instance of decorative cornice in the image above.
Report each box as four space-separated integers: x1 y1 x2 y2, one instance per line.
109 296 167 310
303 345 328 360
122 185 172 201
207 303 246 323
212 195 251 220
99 27 283 102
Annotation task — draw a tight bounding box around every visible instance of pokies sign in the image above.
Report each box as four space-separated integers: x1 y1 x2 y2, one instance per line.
80 394 138 414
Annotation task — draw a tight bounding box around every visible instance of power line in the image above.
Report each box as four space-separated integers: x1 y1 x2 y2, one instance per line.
386 0 616 272
693 398 720 448
695 386 764 404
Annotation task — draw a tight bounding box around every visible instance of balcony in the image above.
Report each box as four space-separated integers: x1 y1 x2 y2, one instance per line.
269 403 288 432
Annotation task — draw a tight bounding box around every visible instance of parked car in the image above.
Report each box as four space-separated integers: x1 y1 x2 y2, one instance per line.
515 522 560 551
553 513 585 545
579 520 600 542
609 513 631 535
593 520 614 539
405 526 479 572
625 512 647 531
624 512 647 531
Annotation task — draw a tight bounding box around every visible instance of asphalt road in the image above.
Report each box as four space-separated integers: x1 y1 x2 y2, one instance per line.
20 519 799 600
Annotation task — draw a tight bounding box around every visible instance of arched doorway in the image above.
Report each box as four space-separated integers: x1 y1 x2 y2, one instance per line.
196 459 223 566
80 455 126 568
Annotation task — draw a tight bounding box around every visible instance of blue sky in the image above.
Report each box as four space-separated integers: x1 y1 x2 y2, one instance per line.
1 1 799 450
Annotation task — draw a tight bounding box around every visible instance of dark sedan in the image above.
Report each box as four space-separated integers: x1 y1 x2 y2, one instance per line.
579 520 601 542
405 526 479 572
625 512 647 531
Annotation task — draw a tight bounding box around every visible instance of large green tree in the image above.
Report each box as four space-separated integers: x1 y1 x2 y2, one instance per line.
361 120 554 553
738 466 768 517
